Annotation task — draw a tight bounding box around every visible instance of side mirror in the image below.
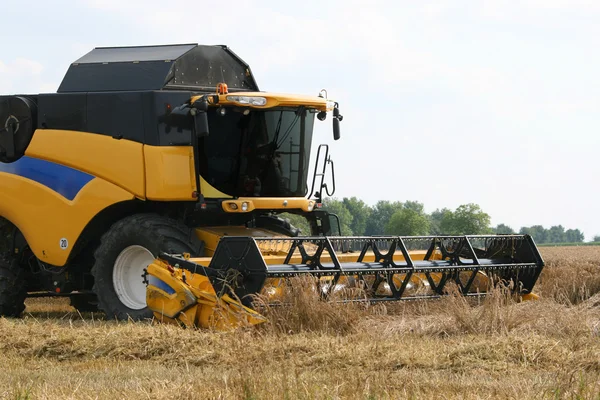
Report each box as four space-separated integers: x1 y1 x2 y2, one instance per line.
194 111 210 138
332 105 342 141
192 97 210 137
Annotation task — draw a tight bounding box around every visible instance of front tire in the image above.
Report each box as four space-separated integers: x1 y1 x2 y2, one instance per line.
91 213 203 321
255 215 300 236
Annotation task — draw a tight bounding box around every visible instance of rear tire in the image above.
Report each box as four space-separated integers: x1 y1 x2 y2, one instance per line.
91 213 203 321
0 252 26 317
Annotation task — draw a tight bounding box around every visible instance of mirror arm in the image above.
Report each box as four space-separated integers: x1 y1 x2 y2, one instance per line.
191 121 204 206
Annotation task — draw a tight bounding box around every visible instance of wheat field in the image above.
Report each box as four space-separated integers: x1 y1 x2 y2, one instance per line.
1 247 599 399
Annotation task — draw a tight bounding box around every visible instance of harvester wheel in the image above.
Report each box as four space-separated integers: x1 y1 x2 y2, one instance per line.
0 252 26 317
255 215 300 236
91 213 203 321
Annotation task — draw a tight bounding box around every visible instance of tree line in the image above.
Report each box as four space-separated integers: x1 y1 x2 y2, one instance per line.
285 197 590 243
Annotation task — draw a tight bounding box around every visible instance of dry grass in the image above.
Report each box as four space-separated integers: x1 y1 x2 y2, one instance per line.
1 247 599 399
537 246 600 305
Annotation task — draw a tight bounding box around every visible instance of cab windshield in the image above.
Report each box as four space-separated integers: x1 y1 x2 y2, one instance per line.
200 107 315 197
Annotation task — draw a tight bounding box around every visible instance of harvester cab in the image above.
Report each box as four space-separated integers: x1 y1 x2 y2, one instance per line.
0 43 543 327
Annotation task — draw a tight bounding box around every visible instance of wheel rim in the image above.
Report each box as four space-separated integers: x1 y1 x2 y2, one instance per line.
112 245 154 310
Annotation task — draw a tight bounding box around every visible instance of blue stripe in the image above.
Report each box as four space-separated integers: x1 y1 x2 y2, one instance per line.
0 156 94 200
147 276 177 295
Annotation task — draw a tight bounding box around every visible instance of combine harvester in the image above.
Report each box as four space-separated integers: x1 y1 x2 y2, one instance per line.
0 44 544 328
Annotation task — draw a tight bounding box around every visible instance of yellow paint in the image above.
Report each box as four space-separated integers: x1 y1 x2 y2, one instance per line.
221 198 315 213
25 130 237 201
178 305 199 328
188 246 437 267
200 176 232 198
0 173 134 266
195 226 285 256
25 129 146 198
144 145 233 200
520 293 540 301
145 260 267 330
144 145 195 201
191 92 334 111
145 261 197 319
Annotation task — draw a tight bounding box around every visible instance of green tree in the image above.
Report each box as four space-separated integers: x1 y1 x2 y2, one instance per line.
593 235 600 242
364 200 403 236
322 198 354 235
493 223 515 234
385 208 430 236
565 229 584 243
453 204 491 234
429 208 451 235
439 204 491 235
520 225 548 243
547 225 565 243
342 197 371 236
402 200 425 214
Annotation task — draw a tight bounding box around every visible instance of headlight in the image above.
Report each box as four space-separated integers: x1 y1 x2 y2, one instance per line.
226 96 267 106
326 100 336 111
241 202 249 212
307 201 315 212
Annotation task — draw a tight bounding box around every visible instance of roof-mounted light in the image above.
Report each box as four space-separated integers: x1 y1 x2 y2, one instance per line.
226 95 267 106
217 83 229 95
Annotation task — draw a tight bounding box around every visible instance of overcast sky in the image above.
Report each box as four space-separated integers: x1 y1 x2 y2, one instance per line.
1 0 598 239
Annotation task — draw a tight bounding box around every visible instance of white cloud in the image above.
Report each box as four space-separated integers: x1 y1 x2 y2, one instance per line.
0 58 54 94
480 0 600 22
521 0 600 10
0 58 44 77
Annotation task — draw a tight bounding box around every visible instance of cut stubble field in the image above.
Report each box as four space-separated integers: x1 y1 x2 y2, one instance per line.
1 247 599 399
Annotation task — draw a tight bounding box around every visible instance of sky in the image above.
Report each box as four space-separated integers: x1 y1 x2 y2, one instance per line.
1 0 599 239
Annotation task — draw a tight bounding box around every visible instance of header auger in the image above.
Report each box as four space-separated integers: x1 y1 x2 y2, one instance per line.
0 42 543 327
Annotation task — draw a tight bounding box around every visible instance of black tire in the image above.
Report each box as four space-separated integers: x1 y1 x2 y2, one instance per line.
255 215 300 237
91 213 203 321
0 252 26 317
69 294 98 312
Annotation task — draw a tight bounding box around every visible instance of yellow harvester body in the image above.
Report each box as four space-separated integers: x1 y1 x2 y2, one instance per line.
0 43 543 324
